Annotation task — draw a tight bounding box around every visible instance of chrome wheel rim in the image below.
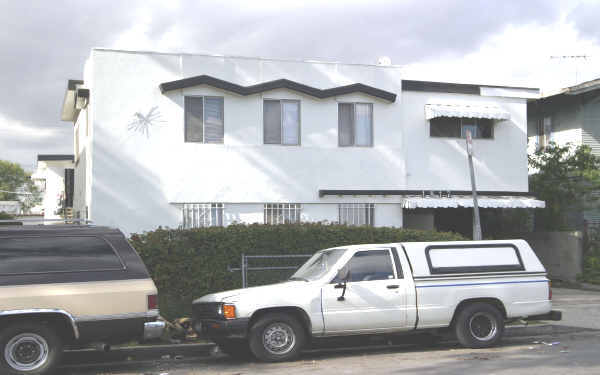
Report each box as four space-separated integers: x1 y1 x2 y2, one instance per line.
469 312 498 341
4 333 49 371
262 322 296 355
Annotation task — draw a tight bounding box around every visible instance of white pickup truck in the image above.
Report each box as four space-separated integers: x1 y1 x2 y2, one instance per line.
192 240 561 362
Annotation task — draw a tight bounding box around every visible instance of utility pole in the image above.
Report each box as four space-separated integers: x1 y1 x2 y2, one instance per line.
466 130 482 240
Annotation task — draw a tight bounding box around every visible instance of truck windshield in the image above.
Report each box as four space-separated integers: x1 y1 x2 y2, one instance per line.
290 248 347 281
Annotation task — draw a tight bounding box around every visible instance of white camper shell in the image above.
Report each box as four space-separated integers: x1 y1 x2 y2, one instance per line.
192 240 560 362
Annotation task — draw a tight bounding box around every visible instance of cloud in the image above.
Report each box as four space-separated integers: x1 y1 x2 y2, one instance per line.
568 0 600 42
0 0 596 168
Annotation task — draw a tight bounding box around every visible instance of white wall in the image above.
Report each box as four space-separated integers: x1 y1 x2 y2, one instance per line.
34 160 74 219
85 49 531 233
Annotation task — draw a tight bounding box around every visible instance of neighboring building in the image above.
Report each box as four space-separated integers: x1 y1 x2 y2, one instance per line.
61 48 543 235
31 154 75 220
0 201 21 215
528 78 600 227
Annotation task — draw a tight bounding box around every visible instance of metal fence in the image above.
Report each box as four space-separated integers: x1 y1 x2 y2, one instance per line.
229 253 312 288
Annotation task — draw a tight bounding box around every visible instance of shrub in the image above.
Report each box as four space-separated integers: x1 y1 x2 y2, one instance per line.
130 223 465 319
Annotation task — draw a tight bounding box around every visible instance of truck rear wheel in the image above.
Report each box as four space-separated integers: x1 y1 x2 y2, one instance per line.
248 313 306 362
454 302 504 348
0 322 63 375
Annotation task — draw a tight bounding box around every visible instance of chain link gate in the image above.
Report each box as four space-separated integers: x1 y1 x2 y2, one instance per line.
228 254 312 288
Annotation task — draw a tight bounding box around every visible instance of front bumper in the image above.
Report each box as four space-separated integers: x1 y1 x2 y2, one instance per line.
195 318 250 339
525 310 563 321
143 320 166 340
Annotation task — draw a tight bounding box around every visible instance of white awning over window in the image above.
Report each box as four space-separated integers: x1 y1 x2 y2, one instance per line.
425 103 511 120
402 195 545 209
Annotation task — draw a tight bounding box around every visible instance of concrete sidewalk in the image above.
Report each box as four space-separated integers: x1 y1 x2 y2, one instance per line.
551 287 600 330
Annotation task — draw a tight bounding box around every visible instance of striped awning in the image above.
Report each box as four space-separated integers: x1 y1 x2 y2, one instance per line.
402 195 545 209
425 103 511 120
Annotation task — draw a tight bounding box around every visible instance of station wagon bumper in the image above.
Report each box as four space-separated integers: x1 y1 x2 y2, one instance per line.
196 318 250 339
143 321 166 340
525 310 562 321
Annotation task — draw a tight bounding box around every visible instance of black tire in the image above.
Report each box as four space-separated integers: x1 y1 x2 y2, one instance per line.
248 313 306 362
0 322 63 375
454 302 504 348
213 339 253 359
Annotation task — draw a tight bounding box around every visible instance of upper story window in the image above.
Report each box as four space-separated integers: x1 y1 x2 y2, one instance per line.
264 100 300 145
184 96 224 143
339 103 373 147
430 117 493 139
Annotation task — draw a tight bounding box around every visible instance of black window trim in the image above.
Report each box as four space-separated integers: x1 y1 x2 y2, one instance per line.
0 235 127 276
391 247 404 279
333 248 397 283
424 243 525 275
184 95 225 144
429 117 495 140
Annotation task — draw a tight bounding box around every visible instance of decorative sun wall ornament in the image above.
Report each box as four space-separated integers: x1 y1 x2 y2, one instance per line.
127 106 166 138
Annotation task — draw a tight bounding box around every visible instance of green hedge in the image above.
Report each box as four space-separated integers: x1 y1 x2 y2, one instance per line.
130 223 465 319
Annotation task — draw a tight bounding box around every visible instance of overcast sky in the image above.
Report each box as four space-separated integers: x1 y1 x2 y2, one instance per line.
2 0 600 169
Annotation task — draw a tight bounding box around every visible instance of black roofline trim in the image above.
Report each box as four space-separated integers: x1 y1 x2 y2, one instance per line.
67 79 84 91
37 154 75 162
159 75 397 102
402 79 539 95
318 189 533 197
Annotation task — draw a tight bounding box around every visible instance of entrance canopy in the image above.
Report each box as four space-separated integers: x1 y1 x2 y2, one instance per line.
401 195 545 209
425 103 511 120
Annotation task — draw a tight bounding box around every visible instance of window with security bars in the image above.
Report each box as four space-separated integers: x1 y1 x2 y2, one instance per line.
264 203 302 224
182 203 224 228
339 203 375 226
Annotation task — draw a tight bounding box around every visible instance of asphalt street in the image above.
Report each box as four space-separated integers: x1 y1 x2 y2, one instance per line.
59 287 600 375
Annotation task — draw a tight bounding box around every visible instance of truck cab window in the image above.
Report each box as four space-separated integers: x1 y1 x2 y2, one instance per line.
345 250 395 282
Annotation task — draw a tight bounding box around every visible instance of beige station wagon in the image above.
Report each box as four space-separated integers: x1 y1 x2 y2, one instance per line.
0 225 165 375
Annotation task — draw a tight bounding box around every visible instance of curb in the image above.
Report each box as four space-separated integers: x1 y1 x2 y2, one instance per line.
504 324 591 337
63 342 215 365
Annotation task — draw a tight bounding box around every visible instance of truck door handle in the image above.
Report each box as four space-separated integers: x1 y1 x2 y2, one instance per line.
387 285 399 289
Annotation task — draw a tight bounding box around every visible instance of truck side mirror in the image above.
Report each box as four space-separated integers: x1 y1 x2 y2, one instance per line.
335 266 350 301
336 266 350 282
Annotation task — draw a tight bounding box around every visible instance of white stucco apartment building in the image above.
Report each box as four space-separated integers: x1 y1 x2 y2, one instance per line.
61 48 543 234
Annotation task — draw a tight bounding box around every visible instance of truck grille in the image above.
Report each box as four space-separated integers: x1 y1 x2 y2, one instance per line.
192 302 222 320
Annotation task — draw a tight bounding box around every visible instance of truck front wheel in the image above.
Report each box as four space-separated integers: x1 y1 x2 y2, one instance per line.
454 302 504 348
248 313 306 362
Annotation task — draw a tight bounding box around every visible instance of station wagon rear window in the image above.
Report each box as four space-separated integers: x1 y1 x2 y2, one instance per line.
425 244 524 274
0 236 125 275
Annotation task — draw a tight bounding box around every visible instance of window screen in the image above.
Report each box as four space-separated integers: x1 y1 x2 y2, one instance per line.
346 250 395 282
184 96 224 143
430 117 493 139
0 236 124 275
338 103 373 146
426 245 524 274
185 97 203 142
263 100 300 145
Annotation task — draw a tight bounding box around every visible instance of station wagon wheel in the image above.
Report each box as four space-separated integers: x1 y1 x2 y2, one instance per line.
454 302 504 349
248 313 306 362
0 323 62 375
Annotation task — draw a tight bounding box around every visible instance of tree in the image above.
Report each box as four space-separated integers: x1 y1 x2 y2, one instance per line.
0 160 40 212
529 142 600 230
